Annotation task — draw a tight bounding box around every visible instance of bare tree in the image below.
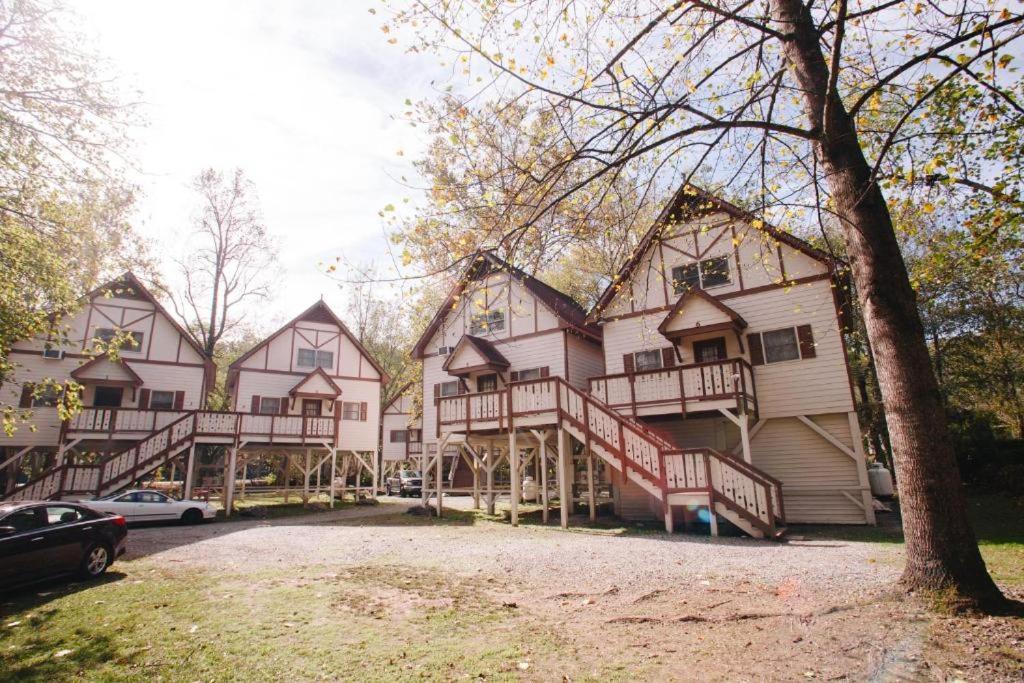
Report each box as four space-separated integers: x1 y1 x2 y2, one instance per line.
166 168 277 359
389 0 1023 609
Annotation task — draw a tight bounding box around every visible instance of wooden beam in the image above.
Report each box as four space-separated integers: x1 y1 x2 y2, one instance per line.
796 415 857 461
556 427 569 529
509 426 519 526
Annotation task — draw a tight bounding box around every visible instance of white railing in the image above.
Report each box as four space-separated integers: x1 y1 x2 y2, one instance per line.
588 358 755 413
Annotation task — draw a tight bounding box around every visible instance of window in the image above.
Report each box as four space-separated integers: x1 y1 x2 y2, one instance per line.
477 374 498 392
469 309 505 335
438 381 460 397
693 338 727 363
45 505 87 525
302 399 322 417
408 429 421 443
672 255 732 293
342 401 366 421
93 386 123 408
94 327 144 350
2 507 45 533
511 367 544 382
762 328 801 363
390 430 407 443
258 397 282 414
297 348 333 369
149 390 175 410
634 350 664 372
137 492 168 503
32 385 61 408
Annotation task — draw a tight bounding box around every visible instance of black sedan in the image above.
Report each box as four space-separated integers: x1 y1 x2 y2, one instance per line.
0 501 127 591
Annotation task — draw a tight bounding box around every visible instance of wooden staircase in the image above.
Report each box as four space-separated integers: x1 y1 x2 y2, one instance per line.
2 412 198 502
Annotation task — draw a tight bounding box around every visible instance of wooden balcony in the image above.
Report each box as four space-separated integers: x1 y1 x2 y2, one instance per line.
64 408 338 446
436 378 568 435
588 358 757 418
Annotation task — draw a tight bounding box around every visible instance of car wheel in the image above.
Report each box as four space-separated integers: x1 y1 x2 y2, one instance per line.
181 508 203 525
80 543 112 579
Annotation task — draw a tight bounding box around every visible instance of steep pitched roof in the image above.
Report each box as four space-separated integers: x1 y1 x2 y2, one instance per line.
288 367 343 398
588 184 840 321
70 356 144 386
441 335 510 374
227 300 389 382
411 251 599 359
382 381 414 413
657 289 747 340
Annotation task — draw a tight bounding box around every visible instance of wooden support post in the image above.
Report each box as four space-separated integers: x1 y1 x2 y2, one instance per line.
435 445 443 518
486 440 496 515
329 449 337 508
420 446 429 508
303 449 311 505
738 412 753 464
238 456 246 501
509 427 519 526
372 449 379 499
315 457 322 497
586 451 596 522
354 451 362 501
470 447 481 510
664 502 674 533
556 427 569 529
283 454 291 503
539 435 549 524
224 446 238 516
183 443 197 499
709 502 719 537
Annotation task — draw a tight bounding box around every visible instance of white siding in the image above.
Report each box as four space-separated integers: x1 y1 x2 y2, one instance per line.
565 333 605 390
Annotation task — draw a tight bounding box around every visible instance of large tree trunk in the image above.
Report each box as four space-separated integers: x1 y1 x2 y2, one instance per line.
771 0 1004 607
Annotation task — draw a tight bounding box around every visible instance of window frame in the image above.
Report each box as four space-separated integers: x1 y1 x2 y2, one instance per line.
341 401 363 421
149 390 175 411
258 397 282 415
390 429 407 443
31 385 61 408
477 373 498 393
438 380 460 397
760 327 802 364
671 255 732 294
94 327 144 351
469 309 505 335
633 350 664 372
296 348 317 368
315 350 333 369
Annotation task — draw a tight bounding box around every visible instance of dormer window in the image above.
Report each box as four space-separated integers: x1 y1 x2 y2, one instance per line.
672 256 731 294
297 348 333 369
469 310 505 335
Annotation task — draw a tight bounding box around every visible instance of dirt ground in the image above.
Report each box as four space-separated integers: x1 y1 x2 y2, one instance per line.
118 497 1022 681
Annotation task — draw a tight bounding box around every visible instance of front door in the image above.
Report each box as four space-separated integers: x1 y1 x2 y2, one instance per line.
693 338 727 363
302 399 322 417
93 386 124 407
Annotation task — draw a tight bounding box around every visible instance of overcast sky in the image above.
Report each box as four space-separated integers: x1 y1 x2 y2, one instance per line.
71 1 435 331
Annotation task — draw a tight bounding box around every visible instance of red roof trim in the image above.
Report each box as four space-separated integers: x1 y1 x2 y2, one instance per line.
70 356 144 386
656 289 748 338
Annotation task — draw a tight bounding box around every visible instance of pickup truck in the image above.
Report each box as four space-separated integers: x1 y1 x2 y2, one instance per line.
384 470 423 497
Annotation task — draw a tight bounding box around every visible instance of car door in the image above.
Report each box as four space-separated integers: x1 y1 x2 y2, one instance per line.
0 506 49 585
42 505 93 572
97 492 140 521
137 491 175 520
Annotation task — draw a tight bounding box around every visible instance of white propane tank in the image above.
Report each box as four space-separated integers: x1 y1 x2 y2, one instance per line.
867 462 895 498
522 476 538 502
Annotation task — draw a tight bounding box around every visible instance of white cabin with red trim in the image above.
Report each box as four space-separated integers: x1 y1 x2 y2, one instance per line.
1 273 214 455
587 185 874 525
381 384 421 469
226 300 387 453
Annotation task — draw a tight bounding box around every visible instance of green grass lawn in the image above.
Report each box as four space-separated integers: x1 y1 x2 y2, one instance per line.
0 560 635 683
798 491 1024 588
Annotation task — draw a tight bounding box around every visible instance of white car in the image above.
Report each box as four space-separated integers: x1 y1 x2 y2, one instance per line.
85 490 217 524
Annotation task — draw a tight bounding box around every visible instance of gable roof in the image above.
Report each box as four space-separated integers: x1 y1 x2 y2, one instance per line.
382 381 414 413
411 251 599 359
588 184 839 321
441 335 510 375
657 289 747 340
289 367 343 398
227 299 389 382
70 356 144 386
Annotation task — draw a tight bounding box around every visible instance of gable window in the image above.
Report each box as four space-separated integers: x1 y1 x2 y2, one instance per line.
469 309 505 335
297 349 334 369
258 397 282 414
149 390 175 410
633 350 664 372
748 325 815 365
437 380 460 397
672 255 731 294
94 327 144 351
342 401 367 421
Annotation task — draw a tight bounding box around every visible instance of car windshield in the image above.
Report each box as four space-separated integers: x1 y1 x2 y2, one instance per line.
402 471 421 478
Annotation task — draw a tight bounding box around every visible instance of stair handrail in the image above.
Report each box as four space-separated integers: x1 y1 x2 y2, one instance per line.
99 410 197 488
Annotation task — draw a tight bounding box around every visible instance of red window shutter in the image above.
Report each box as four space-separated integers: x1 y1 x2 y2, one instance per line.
138 388 150 410
661 348 676 368
747 334 765 366
797 324 816 359
539 366 550 378
19 383 33 408
173 391 185 410
251 395 261 414
359 401 368 421
433 384 441 398
457 381 468 395
509 371 520 382
280 396 290 414
623 354 635 373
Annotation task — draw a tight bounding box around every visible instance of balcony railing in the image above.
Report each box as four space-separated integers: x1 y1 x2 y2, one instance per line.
588 357 756 417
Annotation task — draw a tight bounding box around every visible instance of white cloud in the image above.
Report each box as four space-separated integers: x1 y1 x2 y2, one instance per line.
69 0 435 331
